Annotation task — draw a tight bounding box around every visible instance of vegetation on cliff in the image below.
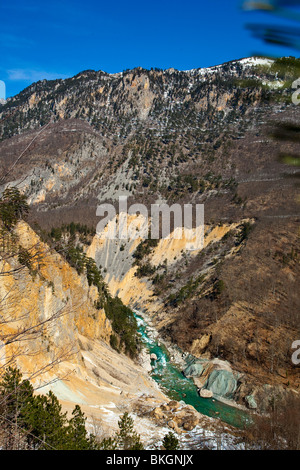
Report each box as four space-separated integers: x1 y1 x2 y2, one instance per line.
0 366 99 450
46 222 141 358
99 411 144 450
0 367 145 450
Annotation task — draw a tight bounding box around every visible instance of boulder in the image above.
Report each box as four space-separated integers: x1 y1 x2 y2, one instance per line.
167 419 176 429
161 404 171 411
199 388 213 398
151 407 165 420
150 353 158 361
193 376 208 389
183 360 205 377
173 414 184 427
245 395 257 410
182 415 199 431
204 369 237 399
168 400 180 410
167 420 181 434
184 357 240 400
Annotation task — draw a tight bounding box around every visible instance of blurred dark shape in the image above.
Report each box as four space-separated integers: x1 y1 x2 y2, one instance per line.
243 1 276 10
246 23 300 48
243 0 300 50
271 121 300 143
243 1 300 13
243 0 300 182
278 152 300 168
269 122 300 182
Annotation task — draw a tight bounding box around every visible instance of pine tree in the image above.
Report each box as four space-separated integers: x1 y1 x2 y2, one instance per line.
0 366 34 421
0 187 29 230
67 404 98 450
115 412 144 450
0 367 100 450
0 367 34 449
99 436 118 450
162 431 179 450
23 391 68 449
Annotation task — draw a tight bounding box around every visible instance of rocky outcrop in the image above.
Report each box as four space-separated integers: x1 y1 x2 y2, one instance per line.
183 358 241 401
205 369 238 399
199 389 213 398
86 215 242 319
2 221 112 346
133 397 239 441
149 401 203 433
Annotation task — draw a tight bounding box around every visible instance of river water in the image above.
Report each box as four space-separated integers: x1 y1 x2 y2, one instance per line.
134 311 249 429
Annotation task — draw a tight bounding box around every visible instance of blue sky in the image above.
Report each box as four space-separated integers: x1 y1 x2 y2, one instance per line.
0 0 299 98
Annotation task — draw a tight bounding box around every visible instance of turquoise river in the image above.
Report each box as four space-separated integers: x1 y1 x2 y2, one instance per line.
134 311 250 429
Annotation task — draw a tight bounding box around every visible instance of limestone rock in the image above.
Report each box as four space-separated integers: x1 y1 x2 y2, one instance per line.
168 400 180 411
167 420 182 434
193 376 208 389
149 401 201 433
161 404 171 411
199 388 213 398
204 369 237 399
151 407 165 420
245 395 257 409
182 415 200 431
184 358 238 400
1 221 113 377
183 360 205 377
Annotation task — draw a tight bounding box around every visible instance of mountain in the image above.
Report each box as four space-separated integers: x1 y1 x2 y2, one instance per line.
0 56 296 226
0 56 299 439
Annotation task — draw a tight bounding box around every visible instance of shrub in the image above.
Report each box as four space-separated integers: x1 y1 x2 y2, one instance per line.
162 431 179 450
0 367 98 450
0 187 29 230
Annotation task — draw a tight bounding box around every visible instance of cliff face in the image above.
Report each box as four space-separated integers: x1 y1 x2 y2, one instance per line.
0 58 275 141
0 221 166 435
1 220 111 344
0 219 111 392
86 214 241 317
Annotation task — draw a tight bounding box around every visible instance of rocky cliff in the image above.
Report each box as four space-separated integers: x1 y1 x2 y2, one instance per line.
0 220 170 441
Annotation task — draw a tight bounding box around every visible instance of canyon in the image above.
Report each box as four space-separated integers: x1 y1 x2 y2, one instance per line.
0 56 299 448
